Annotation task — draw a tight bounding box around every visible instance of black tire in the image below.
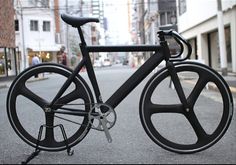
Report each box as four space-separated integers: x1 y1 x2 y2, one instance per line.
139 62 233 154
7 63 94 151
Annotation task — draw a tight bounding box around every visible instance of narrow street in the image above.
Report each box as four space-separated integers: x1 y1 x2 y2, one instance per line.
0 65 235 164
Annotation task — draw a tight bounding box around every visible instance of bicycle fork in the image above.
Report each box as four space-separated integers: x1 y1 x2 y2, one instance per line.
166 61 190 112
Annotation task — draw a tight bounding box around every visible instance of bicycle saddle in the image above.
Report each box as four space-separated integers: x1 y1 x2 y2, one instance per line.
61 13 99 27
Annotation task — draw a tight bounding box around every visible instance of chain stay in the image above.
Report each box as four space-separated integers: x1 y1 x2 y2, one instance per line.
54 103 116 143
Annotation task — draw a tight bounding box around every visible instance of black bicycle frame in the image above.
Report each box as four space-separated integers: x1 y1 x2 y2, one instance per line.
50 27 170 111
88 45 165 108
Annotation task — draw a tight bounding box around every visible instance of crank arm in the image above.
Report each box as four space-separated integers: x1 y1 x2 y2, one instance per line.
100 118 112 143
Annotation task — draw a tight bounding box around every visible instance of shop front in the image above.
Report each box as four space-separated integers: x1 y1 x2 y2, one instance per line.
0 1 16 80
27 48 59 66
207 26 232 71
0 47 19 79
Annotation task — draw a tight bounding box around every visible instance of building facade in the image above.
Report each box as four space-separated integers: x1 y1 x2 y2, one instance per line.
177 0 236 73
158 0 177 31
132 0 177 44
14 0 63 70
0 0 18 80
57 0 102 67
131 0 177 64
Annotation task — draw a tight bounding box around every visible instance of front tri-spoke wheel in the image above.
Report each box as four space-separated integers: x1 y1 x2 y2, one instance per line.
7 63 94 151
139 62 233 153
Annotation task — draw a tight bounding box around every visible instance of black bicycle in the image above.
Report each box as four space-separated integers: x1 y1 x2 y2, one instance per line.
7 13 233 160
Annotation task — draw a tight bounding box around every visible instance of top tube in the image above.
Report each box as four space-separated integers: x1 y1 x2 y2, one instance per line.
86 45 162 53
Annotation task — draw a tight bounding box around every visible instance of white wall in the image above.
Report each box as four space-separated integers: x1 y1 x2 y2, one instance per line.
177 0 236 72
15 8 61 69
23 11 57 51
14 0 58 69
178 0 236 33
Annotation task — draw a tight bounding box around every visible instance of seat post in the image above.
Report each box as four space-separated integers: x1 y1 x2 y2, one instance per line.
77 27 86 45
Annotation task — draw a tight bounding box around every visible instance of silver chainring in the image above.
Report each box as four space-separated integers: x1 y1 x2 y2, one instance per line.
88 103 117 143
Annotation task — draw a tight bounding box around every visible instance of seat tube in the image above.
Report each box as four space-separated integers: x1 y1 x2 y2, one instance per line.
77 27 86 44
80 44 103 104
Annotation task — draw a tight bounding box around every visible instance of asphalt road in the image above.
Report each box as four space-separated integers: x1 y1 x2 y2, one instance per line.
0 64 235 164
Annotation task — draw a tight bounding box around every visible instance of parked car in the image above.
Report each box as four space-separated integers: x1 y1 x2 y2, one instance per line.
122 59 129 65
93 60 102 68
102 59 112 67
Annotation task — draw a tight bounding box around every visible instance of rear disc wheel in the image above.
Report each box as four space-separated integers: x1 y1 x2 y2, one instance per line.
7 63 94 151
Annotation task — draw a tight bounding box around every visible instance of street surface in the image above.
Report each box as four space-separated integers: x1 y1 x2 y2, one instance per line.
0 64 235 164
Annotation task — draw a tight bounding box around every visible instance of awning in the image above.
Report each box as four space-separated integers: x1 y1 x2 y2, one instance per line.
27 44 63 52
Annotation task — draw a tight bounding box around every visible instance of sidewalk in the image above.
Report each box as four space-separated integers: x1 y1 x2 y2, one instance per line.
0 77 48 89
178 72 236 94
0 80 12 89
221 73 236 93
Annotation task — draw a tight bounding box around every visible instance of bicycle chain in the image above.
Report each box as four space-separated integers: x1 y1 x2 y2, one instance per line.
54 103 117 131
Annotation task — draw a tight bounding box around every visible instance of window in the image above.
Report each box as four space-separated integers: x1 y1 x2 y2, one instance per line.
160 12 166 25
29 0 37 7
0 48 6 76
40 0 49 8
167 12 172 24
43 21 50 31
29 0 49 7
15 20 19 31
30 20 38 31
179 0 186 15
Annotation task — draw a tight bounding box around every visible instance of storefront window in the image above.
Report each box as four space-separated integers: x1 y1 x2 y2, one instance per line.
40 52 52 62
28 51 53 66
225 27 232 71
0 48 6 77
7 48 17 76
0 48 17 77
209 26 232 71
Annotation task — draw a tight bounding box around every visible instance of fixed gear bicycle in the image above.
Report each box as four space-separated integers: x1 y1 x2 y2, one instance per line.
6 13 233 157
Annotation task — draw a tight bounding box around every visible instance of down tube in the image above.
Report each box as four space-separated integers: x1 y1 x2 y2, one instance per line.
105 51 165 109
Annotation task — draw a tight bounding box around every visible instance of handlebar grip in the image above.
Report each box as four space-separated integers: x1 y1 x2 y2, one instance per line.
158 30 192 61
171 35 184 58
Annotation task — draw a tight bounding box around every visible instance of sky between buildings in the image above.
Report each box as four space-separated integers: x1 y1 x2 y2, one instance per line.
64 0 131 45
103 0 130 45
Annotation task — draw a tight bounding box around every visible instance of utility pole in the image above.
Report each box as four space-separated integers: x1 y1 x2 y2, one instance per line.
17 0 27 70
80 0 83 17
66 0 70 67
140 0 145 45
139 0 146 60
217 0 227 76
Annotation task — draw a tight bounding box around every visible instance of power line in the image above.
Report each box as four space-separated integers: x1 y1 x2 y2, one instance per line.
15 1 169 11
16 0 236 10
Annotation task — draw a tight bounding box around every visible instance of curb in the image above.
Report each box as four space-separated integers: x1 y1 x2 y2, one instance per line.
1 75 236 94
26 77 49 83
229 86 236 93
184 79 236 94
207 82 236 94
0 77 49 89
0 84 8 89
